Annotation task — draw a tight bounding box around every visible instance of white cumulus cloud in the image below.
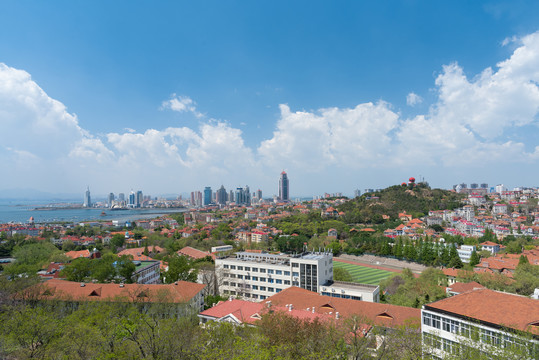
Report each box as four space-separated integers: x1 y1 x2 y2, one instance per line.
161 94 203 118
406 92 423 106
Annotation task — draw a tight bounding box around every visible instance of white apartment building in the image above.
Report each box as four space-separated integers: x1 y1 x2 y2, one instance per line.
457 245 476 263
216 251 333 301
422 288 539 359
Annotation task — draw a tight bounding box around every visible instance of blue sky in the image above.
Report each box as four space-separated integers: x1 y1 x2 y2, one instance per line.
1 1 539 198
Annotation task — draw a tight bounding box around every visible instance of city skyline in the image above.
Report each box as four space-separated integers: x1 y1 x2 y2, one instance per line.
1 2 539 196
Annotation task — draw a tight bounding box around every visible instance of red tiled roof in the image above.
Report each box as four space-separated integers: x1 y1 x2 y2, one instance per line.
178 246 214 260
446 281 485 294
65 250 91 259
265 287 420 329
33 279 205 304
425 288 539 334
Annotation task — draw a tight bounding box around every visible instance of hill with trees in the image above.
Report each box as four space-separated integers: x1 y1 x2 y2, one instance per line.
339 183 465 224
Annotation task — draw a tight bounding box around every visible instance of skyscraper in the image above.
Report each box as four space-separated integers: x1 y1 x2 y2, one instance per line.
129 191 136 208
83 186 92 207
108 192 115 206
279 171 289 202
204 187 213 206
216 185 227 205
136 190 143 208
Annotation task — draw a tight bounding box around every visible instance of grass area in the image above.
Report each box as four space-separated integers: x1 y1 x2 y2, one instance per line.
333 261 394 285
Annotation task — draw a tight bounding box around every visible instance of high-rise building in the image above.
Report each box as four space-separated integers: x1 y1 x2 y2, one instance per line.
234 186 251 206
229 190 234 203
83 187 92 207
129 191 136 208
216 185 227 205
204 187 212 206
190 191 203 207
108 193 115 206
136 190 143 208
279 171 289 202
257 189 262 200
354 189 361 198
118 193 125 202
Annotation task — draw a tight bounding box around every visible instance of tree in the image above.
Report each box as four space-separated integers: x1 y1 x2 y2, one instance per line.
333 267 353 282
111 233 125 248
116 255 136 283
162 254 197 283
518 254 529 266
61 257 93 282
469 250 480 267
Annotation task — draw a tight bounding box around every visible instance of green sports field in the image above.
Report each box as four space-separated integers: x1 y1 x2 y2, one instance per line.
333 261 394 285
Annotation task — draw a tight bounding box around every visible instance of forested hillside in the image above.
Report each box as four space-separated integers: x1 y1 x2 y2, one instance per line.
339 183 465 224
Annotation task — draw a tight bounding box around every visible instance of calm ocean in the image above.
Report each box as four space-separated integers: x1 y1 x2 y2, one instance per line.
0 201 186 224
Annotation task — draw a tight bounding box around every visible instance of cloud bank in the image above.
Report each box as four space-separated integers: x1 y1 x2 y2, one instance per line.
2 31 539 195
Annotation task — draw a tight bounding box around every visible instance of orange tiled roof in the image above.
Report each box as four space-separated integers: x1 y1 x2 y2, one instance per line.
425 288 539 334
266 287 419 329
32 279 205 304
65 250 91 260
178 246 213 260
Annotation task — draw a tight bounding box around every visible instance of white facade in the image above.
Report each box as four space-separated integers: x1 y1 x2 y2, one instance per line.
216 251 333 301
320 281 380 303
422 307 538 359
457 245 476 263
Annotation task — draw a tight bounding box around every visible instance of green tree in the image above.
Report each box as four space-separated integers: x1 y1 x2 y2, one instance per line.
162 254 197 283
469 250 480 267
116 255 136 283
61 257 92 282
333 267 353 282
111 233 125 248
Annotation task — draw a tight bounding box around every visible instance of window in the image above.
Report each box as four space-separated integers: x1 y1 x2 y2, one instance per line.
276 270 282 275
260 295 266 300
423 313 441 329
224 264 229 269
260 277 266 282
276 279 282 284
260 286 266 291
252 276 258 281
252 267 258 272
245 267 250 271
284 271 290 276
268 269 274 274
252 285 258 290
284 280 290 285
238 275 243 280
238 266 243 270
230 265 236 270
268 287 274 292
260 268 266 273
293 272 299 277
245 275 251 280
268 278 274 283
292 263 299 268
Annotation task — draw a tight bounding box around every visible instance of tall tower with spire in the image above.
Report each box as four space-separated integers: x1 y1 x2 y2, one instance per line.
279 171 289 202
83 186 92 207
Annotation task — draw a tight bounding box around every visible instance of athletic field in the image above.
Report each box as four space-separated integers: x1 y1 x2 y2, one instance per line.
333 260 394 285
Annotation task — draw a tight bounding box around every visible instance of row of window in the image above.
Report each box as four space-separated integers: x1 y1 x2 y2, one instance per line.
222 264 290 276
423 313 536 354
320 292 362 301
222 284 283 293
423 332 537 358
224 290 268 300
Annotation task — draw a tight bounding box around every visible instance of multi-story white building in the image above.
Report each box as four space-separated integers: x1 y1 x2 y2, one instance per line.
457 245 476 263
216 251 333 301
422 288 539 359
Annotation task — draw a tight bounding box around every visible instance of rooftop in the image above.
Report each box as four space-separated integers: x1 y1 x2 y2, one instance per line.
424 288 539 335
30 279 205 304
